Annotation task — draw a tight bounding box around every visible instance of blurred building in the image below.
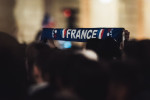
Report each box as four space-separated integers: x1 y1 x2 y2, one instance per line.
0 0 150 43
87 0 150 39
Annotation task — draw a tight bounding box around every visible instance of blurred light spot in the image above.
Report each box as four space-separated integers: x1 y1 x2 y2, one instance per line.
76 49 98 61
64 41 72 48
99 0 112 4
57 40 72 49
63 9 72 18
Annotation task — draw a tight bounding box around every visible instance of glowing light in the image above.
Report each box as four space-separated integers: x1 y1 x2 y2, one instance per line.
63 9 72 18
99 0 112 4
57 40 72 49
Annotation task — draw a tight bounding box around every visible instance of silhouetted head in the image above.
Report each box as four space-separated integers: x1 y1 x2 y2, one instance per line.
26 42 54 84
51 52 109 100
86 38 121 60
108 60 142 100
0 32 27 100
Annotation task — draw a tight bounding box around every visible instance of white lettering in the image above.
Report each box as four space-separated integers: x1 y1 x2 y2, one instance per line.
76 30 81 39
71 29 76 39
81 30 88 39
92 30 97 38
87 30 92 39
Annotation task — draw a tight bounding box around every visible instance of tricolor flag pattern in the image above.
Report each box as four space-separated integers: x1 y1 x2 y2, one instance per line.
99 29 105 39
41 28 124 43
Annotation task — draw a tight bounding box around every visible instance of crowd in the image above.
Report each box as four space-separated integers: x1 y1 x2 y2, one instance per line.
0 30 150 100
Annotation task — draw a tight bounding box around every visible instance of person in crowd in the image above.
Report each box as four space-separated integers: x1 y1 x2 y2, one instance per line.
124 40 150 100
86 37 121 60
0 32 27 100
27 49 74 100
3 28 150 100
107 61 142 100
28 48 108 100
35 30 57 48
86 29 130 61
26 42 54 95
58 53 108 100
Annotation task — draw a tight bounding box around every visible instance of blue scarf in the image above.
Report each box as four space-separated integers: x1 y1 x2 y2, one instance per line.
41 28 124 43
